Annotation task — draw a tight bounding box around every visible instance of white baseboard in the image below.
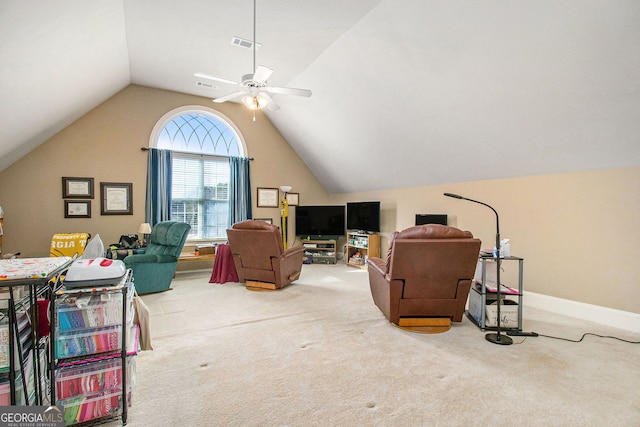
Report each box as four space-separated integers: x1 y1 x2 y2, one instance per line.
524 291 640 334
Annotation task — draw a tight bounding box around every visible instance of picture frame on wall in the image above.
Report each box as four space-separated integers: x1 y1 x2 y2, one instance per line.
286 192 299 206
65 200 91 218
253 218 273 224
257 187 279 207
101 182 133 215
62 177 94 199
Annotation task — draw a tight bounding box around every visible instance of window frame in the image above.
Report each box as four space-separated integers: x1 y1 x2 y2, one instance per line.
170 152 231 242
149 106 247 242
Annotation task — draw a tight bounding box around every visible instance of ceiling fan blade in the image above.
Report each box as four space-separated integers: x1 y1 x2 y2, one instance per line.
252 65 273 84
213 90 249 103
266 86 312 97
194 72 239 86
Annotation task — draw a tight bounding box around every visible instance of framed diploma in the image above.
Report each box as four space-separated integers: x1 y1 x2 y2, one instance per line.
286 192 299 206
62 177 94 199
65 200 91 218
100 182 133 215
257 187 279 208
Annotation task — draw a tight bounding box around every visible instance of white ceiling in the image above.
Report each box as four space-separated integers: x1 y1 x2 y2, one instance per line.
1 0 639 193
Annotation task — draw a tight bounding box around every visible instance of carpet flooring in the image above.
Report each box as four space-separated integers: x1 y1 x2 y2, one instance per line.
104 264 639 427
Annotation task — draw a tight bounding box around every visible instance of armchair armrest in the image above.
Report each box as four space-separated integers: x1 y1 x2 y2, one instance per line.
124 254 178 265
367 257 387 276
271 245 305 286
281 246 305 258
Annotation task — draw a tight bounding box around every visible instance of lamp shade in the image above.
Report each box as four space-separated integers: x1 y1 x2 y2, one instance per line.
280 186 292 193
138 223 152 234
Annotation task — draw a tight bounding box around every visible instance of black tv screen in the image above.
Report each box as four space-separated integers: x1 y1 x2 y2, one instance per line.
415 214 448 226
347 201 381 233
295 205 345 238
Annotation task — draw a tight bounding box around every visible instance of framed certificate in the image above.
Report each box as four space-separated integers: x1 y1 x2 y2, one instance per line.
101 182 133 215
257 187 279 207
65 200 91 218
286 192 299 206
253 218 273 224
62 177 94 199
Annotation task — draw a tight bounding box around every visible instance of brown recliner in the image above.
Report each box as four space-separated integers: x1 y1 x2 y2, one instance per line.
226 220 305 290
368 224 481 329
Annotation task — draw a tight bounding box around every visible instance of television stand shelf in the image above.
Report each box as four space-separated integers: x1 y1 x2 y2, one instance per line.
302 240 337 264
346 232 380 270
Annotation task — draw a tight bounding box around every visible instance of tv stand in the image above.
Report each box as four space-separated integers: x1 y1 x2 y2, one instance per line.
302 239 337 264
346 232 380 270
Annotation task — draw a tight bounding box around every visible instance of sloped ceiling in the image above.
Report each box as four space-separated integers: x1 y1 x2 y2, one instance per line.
0 1 130 170
1 0 639 193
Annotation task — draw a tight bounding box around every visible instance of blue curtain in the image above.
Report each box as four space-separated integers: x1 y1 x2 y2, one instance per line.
229 156 252 225
145 148 173 225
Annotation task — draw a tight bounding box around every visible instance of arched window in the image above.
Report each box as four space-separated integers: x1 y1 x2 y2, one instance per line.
150 107 247 240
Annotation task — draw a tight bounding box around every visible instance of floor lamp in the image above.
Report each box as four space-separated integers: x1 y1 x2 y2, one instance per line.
444 193 513 346
280 186 292 249
138 222 152 247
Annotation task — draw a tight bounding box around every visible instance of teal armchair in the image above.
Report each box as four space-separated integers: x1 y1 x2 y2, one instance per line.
124 221 191 294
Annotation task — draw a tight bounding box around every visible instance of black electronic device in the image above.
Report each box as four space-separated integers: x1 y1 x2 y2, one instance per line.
295 205 345 238
346 201 381 233
415 214 448 226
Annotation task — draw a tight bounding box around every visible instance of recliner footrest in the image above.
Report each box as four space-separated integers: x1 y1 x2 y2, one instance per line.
288 271 300 281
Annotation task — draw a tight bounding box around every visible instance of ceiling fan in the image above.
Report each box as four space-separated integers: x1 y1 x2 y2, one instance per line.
195 0 312 113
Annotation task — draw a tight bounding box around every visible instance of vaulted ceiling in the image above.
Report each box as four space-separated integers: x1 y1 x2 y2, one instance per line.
1 0 639 193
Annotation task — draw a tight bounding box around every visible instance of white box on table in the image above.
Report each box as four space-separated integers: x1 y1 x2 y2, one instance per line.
468 290 518 328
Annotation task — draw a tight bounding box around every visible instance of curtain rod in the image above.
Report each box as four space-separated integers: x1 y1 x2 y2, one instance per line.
140 147 253 160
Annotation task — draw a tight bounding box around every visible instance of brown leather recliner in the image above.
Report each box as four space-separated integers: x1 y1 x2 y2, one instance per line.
226 220 305 290
368 224 481 326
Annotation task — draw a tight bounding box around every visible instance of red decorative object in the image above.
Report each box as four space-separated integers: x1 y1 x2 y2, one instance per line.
209 244 238 284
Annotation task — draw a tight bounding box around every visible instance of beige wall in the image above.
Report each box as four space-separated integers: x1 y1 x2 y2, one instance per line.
330 167 640 314
1 84 638 314
0 85 330 258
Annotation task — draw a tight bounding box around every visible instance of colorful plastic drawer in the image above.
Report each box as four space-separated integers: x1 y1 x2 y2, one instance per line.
0 376 27 406
58 390 133 425
56 293 123 332
56 357 136 400
55 326 122 359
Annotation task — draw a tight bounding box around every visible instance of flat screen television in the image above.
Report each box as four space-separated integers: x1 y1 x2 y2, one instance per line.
295 205 345 238
415 214 448 226
346 201 381 233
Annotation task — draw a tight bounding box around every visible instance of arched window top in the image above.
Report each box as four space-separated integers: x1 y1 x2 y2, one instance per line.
150 106 247 156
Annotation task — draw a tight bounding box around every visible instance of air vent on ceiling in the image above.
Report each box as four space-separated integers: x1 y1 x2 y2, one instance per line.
196 81 217 89
231 36 261 50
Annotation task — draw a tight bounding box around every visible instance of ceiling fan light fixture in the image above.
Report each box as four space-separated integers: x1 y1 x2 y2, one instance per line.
242 93 270 110
195 0 311 115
